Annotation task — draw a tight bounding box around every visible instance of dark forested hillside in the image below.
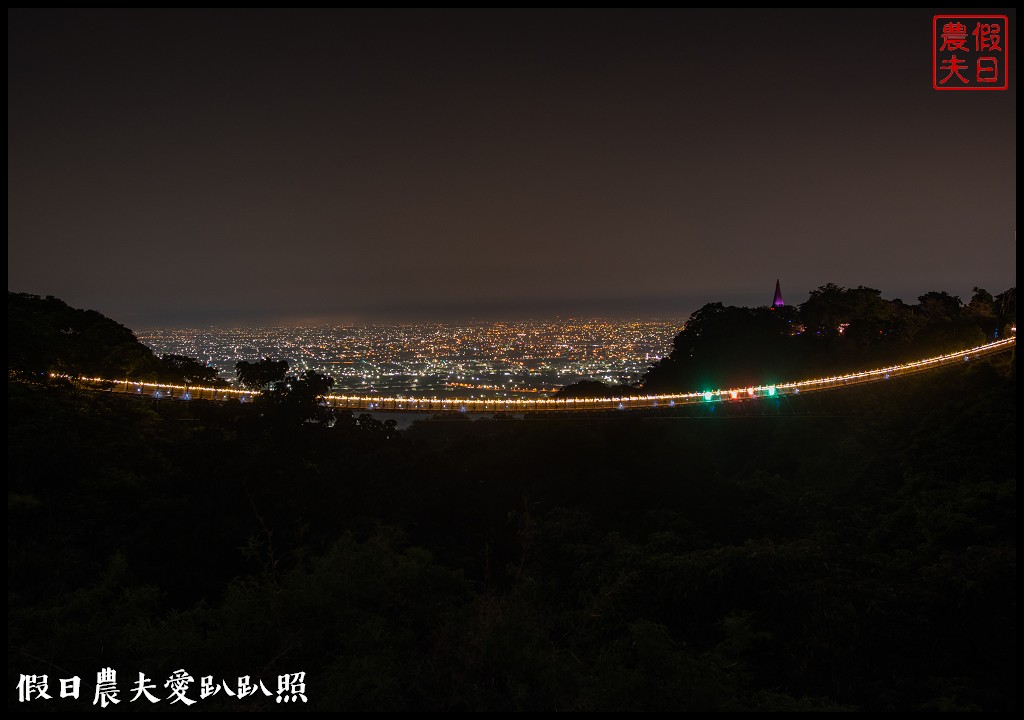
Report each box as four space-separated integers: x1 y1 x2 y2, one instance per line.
7 297 1017 711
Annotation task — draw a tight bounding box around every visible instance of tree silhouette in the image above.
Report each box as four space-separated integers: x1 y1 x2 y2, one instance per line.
161 354 224 387
263 370 335 424
8 292 158 379
235 359 289 391
642 302 794 391
104 343 159 390
916 291 962 323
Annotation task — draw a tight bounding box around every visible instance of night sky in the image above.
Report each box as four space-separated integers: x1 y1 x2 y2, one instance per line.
8 9 1017 327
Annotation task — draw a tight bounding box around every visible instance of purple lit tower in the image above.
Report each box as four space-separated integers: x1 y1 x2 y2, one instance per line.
772 279 785 308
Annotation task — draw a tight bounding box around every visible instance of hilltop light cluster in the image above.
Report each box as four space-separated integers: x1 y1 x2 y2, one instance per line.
138 319 684 399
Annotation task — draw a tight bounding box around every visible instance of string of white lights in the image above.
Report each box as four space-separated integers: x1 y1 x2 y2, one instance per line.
53 336 1015 412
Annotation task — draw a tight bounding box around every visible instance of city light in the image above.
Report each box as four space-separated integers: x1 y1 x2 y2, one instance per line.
136 319 684 401
55 337 1015 414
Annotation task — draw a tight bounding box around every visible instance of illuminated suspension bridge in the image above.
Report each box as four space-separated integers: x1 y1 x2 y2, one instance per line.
67 337 1015 414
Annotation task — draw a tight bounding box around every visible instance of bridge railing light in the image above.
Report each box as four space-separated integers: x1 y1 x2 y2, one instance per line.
67 337 1013 413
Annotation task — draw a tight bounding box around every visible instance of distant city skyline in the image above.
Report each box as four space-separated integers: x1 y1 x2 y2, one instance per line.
8 9 1016 327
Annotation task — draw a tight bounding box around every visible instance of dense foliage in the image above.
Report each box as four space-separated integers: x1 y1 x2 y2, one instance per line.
643 285 1014 393
7 293 228 388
